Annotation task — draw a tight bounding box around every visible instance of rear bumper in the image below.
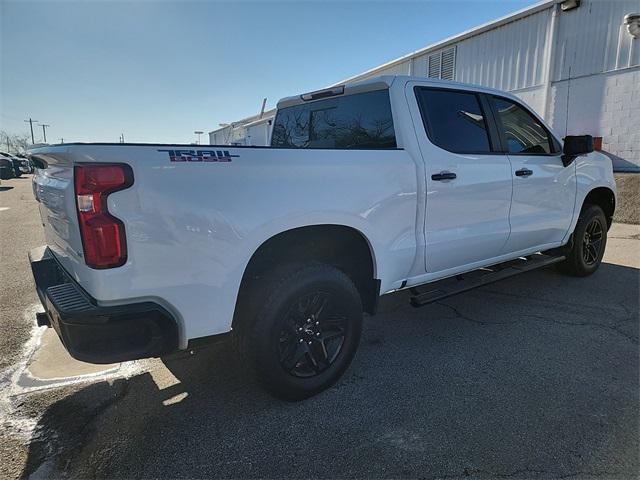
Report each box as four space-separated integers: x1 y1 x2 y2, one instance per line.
29 246 179 364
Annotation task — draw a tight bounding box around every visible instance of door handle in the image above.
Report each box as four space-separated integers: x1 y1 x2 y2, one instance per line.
431 171 457 181
515 168 533 177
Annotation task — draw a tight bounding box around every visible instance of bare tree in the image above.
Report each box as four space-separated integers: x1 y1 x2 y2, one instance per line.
0 131 31 153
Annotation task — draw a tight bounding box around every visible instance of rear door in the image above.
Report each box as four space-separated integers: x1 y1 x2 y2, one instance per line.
489 95 576 253
411 85 513 273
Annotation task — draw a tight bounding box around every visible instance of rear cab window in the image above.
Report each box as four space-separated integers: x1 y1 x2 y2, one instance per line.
271 89 396 149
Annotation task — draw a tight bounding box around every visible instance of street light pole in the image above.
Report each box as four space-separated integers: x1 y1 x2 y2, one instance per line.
24 118 38 144
194 131 204 144
40 124 50 143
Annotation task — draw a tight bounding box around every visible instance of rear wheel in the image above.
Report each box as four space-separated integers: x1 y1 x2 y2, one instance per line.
557 204 607 277
236 263 363 401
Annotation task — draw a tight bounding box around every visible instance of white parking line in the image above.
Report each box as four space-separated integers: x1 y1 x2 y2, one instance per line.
0 207 10 212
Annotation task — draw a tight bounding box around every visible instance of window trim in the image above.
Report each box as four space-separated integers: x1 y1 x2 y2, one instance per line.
413 85 501 155
488 94 562 157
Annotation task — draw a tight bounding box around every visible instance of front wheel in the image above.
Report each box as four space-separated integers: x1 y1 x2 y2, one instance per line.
557 204 608 277
236 263 363 401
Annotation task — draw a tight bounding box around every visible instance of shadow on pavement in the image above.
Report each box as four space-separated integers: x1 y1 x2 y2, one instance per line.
0 186 15 192
21 263 639 479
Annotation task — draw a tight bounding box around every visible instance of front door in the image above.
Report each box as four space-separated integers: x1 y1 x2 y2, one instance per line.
489 96 576 253
411 85 513 273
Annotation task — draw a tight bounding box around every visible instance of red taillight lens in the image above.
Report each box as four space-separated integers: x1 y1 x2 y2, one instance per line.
74 164 133 269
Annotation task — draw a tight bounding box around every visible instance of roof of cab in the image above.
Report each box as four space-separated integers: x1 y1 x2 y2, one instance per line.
276 74 519 110
276 76 396 109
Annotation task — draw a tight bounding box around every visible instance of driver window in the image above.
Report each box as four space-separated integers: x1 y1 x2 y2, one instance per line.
493 97 556 155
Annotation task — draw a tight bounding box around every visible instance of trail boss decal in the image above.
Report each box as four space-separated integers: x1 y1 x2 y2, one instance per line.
158 149 239 162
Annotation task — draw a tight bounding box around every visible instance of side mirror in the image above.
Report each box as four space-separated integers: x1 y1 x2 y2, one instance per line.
562 135 594 166
29 155 48 170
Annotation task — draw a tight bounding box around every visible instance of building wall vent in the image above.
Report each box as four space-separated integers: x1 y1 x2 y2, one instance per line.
428 53 441 78
427 46 456 80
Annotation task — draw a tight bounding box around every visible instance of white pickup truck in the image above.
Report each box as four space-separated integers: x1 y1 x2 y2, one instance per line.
28 76 616 400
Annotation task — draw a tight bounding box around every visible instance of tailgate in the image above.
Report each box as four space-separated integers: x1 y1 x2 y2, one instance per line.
31 149 86 272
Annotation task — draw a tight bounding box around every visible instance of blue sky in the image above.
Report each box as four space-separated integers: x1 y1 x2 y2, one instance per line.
1 0 536 144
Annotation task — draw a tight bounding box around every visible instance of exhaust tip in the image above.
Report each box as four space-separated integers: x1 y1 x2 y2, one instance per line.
36 312 51 328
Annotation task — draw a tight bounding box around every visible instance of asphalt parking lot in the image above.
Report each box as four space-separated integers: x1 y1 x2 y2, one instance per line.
1 175 638 479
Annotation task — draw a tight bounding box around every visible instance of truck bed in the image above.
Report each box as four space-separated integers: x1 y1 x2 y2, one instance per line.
30 142 418 347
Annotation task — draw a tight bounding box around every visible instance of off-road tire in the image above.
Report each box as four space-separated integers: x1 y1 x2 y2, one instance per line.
556 204 607 277
235 263 363 401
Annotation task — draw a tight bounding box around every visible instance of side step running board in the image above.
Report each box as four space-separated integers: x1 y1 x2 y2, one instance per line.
409 253 565 308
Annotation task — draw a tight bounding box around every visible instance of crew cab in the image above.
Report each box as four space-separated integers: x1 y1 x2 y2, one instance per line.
28 76 616 400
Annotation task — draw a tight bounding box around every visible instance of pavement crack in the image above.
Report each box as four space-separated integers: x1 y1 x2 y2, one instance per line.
435 301 515 326
429 467 628 479
479 288 633 321
521 313 639 344
434 301 638 344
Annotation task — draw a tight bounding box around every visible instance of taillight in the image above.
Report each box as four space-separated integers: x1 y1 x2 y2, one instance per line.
74 164 133 269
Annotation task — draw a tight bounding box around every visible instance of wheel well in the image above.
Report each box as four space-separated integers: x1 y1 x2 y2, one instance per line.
235 225 379 322
583 187 615 228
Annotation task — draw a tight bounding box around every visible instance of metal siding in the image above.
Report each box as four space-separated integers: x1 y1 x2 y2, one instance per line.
356 61 411 82
513 86 546 118
412 56 428 76
246 122 271 146
553 0 640 80
450 9 552 91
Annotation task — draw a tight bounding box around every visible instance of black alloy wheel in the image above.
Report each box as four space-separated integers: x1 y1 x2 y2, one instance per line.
582 217 604 266
278 291 349 378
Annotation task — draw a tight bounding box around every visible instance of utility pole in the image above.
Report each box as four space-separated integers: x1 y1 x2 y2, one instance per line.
40 124 50 143
194 131 203 144
24 118 38 144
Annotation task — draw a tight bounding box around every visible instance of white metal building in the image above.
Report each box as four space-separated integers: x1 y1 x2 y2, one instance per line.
208 0 640 170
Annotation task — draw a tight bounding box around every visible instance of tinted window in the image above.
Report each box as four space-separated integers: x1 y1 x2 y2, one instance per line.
271 89 396 149
415 88 492 153
493 97 554 154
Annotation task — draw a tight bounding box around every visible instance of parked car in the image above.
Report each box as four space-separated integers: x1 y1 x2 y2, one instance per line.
0 153 14 179
0 151 23 178
15 153 34 173
27 75 616 400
